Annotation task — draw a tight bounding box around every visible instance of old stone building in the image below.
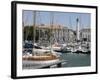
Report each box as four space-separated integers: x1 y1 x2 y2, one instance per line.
80 28 91 42
36 24 76 44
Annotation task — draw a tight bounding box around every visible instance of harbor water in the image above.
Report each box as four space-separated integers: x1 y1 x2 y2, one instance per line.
60 52 90 67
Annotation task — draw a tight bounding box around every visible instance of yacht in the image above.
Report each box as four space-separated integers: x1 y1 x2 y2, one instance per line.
22 11 61 64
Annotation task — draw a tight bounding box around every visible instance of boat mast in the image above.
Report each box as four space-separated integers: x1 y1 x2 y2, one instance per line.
22 22 24 41
33 11 36 55
38 12 40 44
50 12 54 53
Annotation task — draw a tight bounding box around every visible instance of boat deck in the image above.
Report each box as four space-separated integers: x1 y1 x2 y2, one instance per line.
23 60 67 69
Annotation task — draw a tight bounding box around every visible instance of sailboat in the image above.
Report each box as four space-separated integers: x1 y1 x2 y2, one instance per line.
23 11 60 64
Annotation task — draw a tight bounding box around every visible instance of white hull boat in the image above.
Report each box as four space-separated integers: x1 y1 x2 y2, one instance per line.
23 59 60 65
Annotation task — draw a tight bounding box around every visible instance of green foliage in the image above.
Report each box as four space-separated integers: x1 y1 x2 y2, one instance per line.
23 26 51 42
23 26 33 41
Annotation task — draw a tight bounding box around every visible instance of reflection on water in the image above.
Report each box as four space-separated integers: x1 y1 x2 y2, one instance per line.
60 53 90 67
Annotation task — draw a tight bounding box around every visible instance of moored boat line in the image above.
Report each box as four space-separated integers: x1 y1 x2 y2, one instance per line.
22 11 91 69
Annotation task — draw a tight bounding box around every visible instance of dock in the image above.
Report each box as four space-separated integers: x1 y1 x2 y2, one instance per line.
23 60 67 69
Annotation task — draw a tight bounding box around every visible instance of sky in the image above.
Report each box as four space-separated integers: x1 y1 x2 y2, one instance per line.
23 10 91 30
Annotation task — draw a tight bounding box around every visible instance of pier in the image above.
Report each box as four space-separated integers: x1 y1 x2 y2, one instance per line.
23 60 67 69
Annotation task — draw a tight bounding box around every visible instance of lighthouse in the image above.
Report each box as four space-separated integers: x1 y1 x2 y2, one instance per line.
76 18 80 41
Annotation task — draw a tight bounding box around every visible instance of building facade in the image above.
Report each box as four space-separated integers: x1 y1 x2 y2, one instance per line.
37 24 76 44
80 28 91 42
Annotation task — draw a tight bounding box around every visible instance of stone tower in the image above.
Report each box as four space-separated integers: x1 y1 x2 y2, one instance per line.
76 18 80 41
